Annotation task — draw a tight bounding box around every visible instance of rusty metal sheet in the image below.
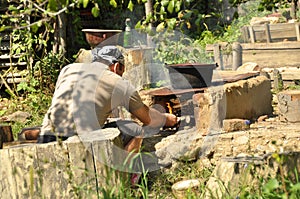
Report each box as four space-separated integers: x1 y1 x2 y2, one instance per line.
143 87 206 96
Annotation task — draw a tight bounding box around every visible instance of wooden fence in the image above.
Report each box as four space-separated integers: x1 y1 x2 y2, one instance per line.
206 41 300 70
241 22 300 43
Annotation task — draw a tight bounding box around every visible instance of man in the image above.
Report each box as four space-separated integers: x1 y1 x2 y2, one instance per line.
37 46 178 155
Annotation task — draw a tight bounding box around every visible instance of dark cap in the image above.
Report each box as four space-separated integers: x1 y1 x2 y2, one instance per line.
91 45 125 65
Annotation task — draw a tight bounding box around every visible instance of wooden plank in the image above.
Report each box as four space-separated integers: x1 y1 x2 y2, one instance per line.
206 42 300 68
248 26 256 43
241 42 300 50
265 70 300 80
296 23 300 41
206 42 300 51
247 23 299 42
213 44 224 70
265 24 271 43
0 62 27 67
0 54 22 59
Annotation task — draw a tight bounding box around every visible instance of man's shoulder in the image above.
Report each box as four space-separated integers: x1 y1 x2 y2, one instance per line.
61 62 108 73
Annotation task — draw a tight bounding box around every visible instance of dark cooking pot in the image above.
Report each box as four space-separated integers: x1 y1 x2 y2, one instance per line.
165 63 217 89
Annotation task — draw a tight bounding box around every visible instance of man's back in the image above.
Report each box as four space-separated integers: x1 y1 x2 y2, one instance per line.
39 62 142 138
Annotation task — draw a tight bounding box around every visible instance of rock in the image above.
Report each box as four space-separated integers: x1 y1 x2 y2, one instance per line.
257 115 268 122
0 111 31 123
237 62 260 72
223 119 250 132
155 128 202 167
277 90 300 122
205 152 300 198
172 179 201 198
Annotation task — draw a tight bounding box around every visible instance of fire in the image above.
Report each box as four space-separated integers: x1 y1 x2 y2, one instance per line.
166 102 172 114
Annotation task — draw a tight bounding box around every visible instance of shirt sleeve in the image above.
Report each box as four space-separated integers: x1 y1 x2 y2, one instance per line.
113 78 145 113
128 90 145 112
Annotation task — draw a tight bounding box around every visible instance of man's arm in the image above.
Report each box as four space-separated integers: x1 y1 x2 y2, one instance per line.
131 105 178 128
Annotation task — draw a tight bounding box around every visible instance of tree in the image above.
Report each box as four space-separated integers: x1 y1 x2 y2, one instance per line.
230 0 299 19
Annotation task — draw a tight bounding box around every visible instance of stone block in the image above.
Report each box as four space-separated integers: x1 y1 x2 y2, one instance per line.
224 75 273 119
277 90 300 122
193 86 226 135
205 152 300 198
0 129 130 198
193 75 273 134
223 119 250 132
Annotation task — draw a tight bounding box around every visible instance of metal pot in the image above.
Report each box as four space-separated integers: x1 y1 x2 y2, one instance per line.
165 63 217 89
82 29 122 48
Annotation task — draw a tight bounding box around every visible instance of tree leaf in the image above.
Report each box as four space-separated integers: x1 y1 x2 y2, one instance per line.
31 24 39 33
48 0 58 11
110 0 117 8
167 0 175 14
161 0 169 7
175 0 181 12
167 18 176 29
128 0 134 12
181 10 193 19
156 22 165 32
83 0 89 8
91 6 100 17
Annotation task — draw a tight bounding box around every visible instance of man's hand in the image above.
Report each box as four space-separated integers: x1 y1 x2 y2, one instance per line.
164 113 178 127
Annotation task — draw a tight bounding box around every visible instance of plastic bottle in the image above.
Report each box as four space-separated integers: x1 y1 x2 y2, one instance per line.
123 18 132 48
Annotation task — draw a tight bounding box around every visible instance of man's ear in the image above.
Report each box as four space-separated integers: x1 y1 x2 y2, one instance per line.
112 62 119 73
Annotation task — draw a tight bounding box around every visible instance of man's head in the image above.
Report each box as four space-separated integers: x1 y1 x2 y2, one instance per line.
91 45 125 76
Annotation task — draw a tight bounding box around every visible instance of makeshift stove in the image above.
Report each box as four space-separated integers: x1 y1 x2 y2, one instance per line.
143 87 207 132
144 63 217 132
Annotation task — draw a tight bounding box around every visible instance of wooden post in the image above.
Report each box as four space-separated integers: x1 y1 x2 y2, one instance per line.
232 42 242 70
248 26 256 43
213 44 224 70
295 23 300 41
265 24 271 43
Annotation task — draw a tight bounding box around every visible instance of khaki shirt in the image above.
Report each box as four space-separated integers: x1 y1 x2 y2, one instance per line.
40 62 144 137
